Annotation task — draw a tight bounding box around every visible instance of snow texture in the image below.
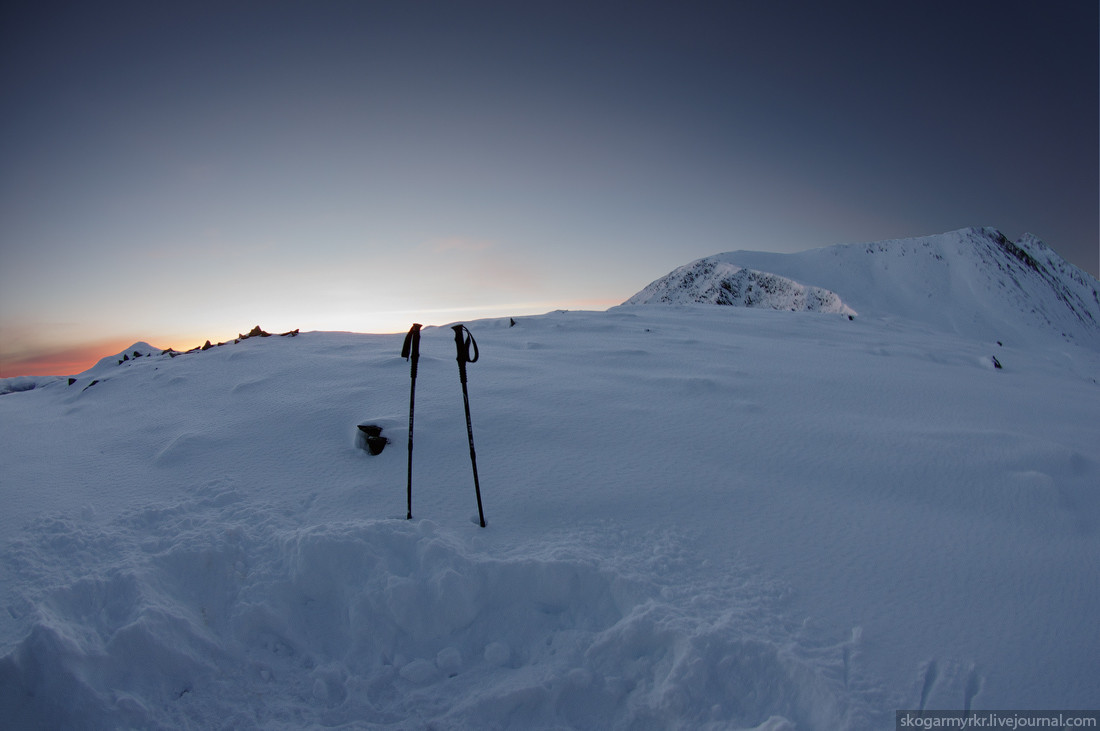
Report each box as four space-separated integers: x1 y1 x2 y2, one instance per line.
1 228 1098 729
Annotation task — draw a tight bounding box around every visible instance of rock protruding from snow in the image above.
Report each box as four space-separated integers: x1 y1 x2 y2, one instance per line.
625 260 856 315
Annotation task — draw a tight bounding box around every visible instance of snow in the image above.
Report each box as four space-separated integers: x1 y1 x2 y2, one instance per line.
2 229 1099 729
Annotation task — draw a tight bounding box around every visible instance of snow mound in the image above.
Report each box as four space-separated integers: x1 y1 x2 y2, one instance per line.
625 259 856 315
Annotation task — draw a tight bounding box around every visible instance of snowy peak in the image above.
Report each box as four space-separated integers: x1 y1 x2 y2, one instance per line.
626 227 1100 349
624 260 856 315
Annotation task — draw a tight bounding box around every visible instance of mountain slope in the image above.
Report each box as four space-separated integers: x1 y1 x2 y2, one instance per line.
626 227 1100 349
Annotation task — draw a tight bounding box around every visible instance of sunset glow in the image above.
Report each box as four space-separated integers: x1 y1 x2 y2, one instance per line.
2 1 1096 377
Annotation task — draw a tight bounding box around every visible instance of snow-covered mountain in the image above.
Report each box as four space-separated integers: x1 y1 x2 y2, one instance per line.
626 227 1100 350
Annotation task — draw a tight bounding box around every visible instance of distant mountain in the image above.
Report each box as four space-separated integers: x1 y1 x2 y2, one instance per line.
624 227 1100 349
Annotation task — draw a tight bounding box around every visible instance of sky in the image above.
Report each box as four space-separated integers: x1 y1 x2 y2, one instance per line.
2 0 1097 377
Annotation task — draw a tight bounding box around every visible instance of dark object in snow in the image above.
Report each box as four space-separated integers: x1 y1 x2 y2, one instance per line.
178 327 302 353
68 378 76 386
238 326 299 340
452 324 486 528
509 318 516 327
117 349 149 365
357 424 389 455
82 379 99 391
991 356 1003 369
401 324 422 520
244 326 271 338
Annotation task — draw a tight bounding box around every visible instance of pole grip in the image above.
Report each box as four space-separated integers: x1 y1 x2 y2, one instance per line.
451 324 478 383
403 323 422 379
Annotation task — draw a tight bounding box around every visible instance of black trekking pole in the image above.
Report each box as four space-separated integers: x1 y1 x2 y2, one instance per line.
451 324 486 527
401 323 422 520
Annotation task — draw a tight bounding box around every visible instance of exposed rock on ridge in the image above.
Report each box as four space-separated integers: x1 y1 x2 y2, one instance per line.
624 260 856 315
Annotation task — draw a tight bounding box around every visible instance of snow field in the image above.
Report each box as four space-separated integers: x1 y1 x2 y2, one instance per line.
2 303 1098 729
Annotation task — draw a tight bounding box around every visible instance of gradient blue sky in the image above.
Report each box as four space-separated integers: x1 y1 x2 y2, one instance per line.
2 1 1097 376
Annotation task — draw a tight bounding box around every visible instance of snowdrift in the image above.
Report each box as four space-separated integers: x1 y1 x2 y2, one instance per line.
2 228 1099 729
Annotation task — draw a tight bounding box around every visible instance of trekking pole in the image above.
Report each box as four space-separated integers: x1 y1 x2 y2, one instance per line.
451 324 486 527
401 323 422 520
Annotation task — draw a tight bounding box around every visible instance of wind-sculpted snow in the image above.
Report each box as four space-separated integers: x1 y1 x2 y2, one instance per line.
625 259 856 315
2 304 1099 728
1 494 843 729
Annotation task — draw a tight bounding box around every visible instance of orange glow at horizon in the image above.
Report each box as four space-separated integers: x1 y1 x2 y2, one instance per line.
1 299 626 378
1 331 217 378
1 339 138 378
